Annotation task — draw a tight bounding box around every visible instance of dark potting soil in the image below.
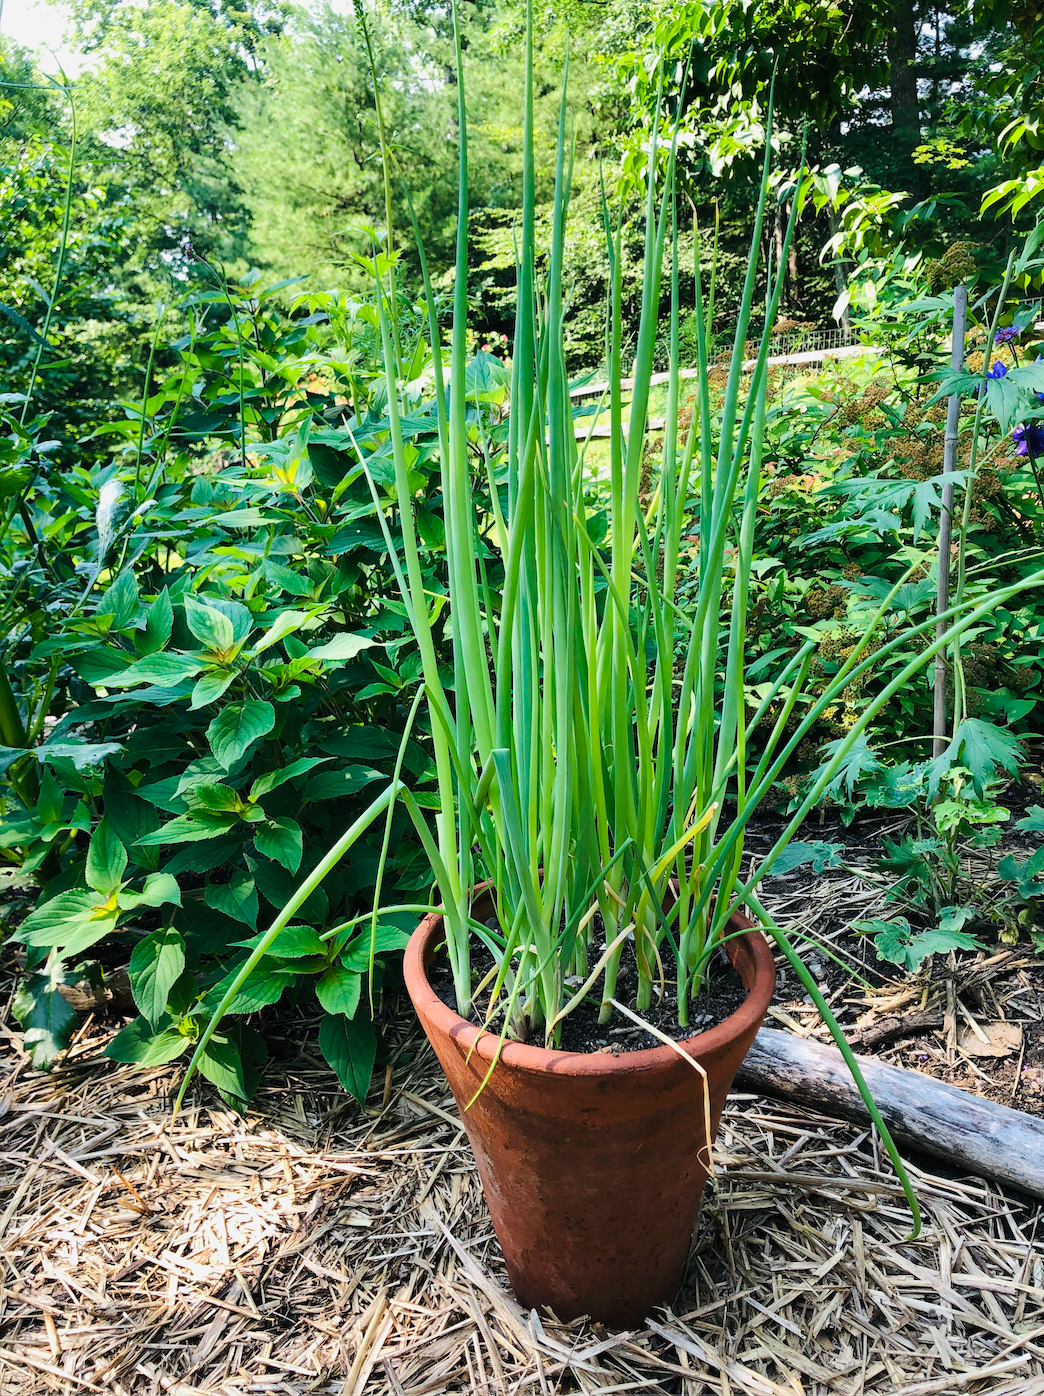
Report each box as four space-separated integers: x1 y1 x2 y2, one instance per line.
428 930 748 1055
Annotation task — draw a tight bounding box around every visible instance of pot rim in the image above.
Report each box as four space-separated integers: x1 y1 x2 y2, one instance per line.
404 902 776 1078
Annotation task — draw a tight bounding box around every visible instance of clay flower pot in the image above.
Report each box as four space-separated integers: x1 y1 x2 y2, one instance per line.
403 899 775 1327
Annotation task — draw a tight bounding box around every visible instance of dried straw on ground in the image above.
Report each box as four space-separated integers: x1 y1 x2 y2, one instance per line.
1 996 1042 1396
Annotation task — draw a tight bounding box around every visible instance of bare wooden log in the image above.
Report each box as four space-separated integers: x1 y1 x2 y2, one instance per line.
735 1028 1044 1199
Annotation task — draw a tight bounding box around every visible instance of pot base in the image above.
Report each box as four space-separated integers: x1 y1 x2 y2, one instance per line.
404 907 775 1327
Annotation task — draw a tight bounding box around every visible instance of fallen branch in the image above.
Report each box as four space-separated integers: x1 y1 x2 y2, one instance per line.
848 1008 944 1050
736 1028 1044 1199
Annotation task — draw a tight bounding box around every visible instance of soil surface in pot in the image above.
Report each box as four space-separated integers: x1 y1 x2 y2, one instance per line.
428 930 747 1053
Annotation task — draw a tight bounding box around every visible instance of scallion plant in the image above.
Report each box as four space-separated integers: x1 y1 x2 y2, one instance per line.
179 0 1044 1229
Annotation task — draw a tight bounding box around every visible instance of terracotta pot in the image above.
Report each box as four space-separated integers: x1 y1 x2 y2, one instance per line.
403 898 776 1327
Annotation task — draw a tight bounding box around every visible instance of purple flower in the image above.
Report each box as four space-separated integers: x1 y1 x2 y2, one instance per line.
994 326 1020 344
1013 423 1044 458
987 360 1008 378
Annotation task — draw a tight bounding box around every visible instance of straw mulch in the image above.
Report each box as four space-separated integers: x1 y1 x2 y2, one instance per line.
1 996 1043 1396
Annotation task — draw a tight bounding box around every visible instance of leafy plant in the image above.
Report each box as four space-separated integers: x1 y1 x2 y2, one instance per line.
1 275 457 1098
855 908 984 972
180 1 1044 1240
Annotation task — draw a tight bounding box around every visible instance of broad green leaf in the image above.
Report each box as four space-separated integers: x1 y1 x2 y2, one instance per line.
205 869 258 929
254 610 309 654
101 652 203 690
1015 805 1044 833
306 634 376 664
319 1012 376 1104
252 858 328 924
38 739 124 770
162 835 243 877
204 956 298 1013
12 954 77 1069
119 871 182 910
15 888 109 947
99 569 139 628
190 670 237 709
944 719 1024 797
998 846 1044 899
203 596 254 644
304 766 383 802
903 926 985 969
72 646 133 683
770 841 845 876
316 964 362 1017
233 924 325 958
342 925 412 969
935 798 1009 834
199 1037 247 1100
184 596 236 652
854 917 912 966
105 1015 190 1066
183 782 240 812
86 817 128 895
249 757 329 799
0 746 25 775
937 906 977 935
813 736 884 803
985 373 1023 433
141 588 174 655
137 810 240 846
863 762 925 810
858 915 984 972
129 928 186 1026
253 817 302 873
264 559 314 597
207 699 275 770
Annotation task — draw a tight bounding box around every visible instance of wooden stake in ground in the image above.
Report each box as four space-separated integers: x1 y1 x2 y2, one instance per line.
934 282 968 757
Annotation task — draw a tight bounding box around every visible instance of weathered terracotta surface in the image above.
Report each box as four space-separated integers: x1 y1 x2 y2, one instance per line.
403 902 776 1327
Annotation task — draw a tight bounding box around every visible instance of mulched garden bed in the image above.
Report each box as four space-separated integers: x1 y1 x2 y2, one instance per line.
0 1000 1042 1396
754 780 1044 1121
0 788 1042 1393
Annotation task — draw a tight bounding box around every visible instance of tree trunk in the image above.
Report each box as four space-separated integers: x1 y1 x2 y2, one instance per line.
888 0 924 196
